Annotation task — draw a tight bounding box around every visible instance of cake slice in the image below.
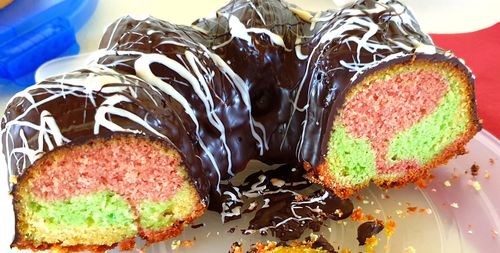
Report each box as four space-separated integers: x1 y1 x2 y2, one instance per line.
1 67 207 251
312 57 479 198
297 0 481 198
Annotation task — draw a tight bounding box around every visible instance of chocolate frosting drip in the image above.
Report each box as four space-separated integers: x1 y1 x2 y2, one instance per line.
0 67 210 203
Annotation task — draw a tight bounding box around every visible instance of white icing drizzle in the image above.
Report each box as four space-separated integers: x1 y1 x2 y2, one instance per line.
241 183 332 235
221 187 243 222
213 13 292 51
201 45 268 153
0 67 168 181
104 16 125 50
134 53 224 189
247 0 266 25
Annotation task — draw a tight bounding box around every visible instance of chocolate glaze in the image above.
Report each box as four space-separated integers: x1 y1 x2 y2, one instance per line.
218 165 353 241
357 220 384 245
245 190 351 241
95 0 477 195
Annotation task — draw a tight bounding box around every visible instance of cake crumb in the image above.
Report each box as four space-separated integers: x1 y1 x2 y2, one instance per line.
485 170 491 180
385 220 396 238
407 206 418 213
9 175 17 184
365 236 378 253
245 201 258 213
492 230 498 239
469 180 481 191
431 188 437 192
450 202 459 209
381 193 390 199
181 240 194 248
415 178 428 188
470 164 480 177
467 225 473 234
270 178 285 188
351 207 365 221
171 240 181 250
334 208 344 218
356 195 364 201
403 246 416 253
443 180 451 187
489 158 495 165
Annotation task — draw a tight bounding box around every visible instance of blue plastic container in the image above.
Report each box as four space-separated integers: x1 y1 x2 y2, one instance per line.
0 0 97 87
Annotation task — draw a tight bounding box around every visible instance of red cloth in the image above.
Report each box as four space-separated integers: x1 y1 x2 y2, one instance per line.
431 23 500 138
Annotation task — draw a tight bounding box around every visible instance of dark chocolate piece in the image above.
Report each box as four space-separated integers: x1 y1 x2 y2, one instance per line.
470 163 480 177
310 235 337 252
191 223 205 229
357 220 384 245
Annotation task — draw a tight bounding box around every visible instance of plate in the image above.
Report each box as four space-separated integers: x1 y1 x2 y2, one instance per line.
1 130 499 253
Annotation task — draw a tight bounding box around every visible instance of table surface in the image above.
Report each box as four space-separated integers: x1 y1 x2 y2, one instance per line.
1 0 499 135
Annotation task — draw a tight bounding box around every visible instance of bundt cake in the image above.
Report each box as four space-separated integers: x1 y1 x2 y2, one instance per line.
1 0 480 251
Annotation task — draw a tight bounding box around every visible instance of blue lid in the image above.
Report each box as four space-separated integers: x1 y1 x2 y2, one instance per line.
0 0 97 86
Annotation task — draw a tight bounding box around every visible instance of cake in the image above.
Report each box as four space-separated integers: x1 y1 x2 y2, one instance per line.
1 0 480 251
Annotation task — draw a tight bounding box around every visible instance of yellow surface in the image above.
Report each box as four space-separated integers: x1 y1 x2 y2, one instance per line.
0 0 12 9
